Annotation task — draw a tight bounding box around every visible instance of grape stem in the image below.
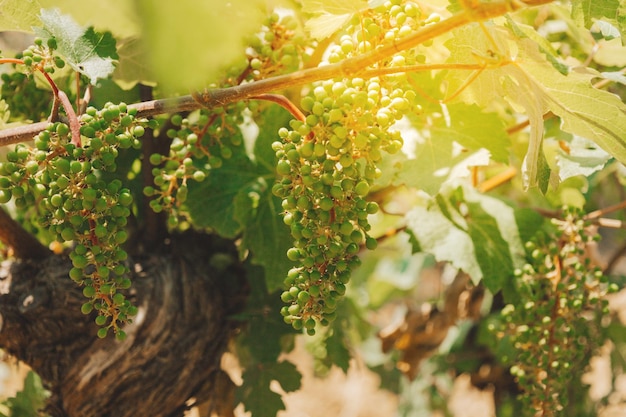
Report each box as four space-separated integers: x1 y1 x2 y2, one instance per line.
0 0 554 147
0 57 84 146
249 94 306 122
58 90 82 146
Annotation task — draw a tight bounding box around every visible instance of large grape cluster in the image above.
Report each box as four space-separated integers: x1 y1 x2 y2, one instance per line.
491 207 616 416
0 102 151 340
273 1 426 334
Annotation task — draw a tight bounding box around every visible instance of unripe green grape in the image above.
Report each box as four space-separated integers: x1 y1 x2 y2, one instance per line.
69 267 83 281
95 315 108 326
354 181 370 196
287 247 301 261
81 302 94 315
83 286 96 297
115 330 127 341
365 236 378 250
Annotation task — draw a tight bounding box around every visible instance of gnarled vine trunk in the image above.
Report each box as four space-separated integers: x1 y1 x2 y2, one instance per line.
0 232 245 417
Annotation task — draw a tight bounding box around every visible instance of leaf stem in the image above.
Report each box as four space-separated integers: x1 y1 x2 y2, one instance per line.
249 94 306 122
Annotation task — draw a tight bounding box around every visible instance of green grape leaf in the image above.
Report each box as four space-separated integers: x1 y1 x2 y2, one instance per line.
253 106 292 174
302 0 385 39
445 24 626 190
571 0 626 42
236 263 297 363
0 0 41 31
238 189 294 292
134 0 265 92
186 146 258 238
113 37 155 88
236 360 302 417
237 106 295 292
325 322 351 373
438 103 510 163
0 371 48 417
557 136 612 180
35 9 118 84
406 184 523 292
394 110 492 196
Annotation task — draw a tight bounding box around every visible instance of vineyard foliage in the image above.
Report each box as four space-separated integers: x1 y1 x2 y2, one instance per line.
0 0 625 416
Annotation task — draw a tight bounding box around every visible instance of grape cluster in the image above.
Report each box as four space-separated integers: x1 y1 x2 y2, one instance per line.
1 36 66 122
144 108 243 226
20 37 66 74
246 12 305 79
273 2 430 335
0 102 151 340
491 207 616 416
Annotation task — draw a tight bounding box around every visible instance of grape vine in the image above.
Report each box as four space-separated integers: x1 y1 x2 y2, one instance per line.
0 1 623 416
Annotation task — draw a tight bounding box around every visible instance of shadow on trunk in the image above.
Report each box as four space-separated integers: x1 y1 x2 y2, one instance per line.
0 231 247 417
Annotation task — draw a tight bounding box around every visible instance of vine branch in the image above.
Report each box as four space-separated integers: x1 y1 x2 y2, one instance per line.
0 0 554 147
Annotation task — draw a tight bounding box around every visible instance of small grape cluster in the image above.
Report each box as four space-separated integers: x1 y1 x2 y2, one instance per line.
327 0 424 63
246 12 305 79
492 207 616 416
144 108 243 226
20 37 65 74
0 102 151 340
1 36 66 122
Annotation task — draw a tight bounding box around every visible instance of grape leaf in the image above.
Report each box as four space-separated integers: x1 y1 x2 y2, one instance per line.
444 24 626 190
302 0 385 39
393 108 494 196
0 0 41 31
186 147 258 238
406 184 522 292
35 9 117 85
113 37 155 88
238 189 294 292
571 0 626 42
557 136 612 180
325 321 351 373
237 263 297 363
436 104 510 163
239 106 295 292
236 360 302 417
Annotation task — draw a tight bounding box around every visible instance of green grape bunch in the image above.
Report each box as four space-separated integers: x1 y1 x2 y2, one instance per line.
144 106 246 227
246 12 305 79
1 37 67 122
273 0 426 335
491 207 617 416
0 102 152 340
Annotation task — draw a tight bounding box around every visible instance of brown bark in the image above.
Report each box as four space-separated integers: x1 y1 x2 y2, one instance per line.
0 207 50 260
0 232 245 417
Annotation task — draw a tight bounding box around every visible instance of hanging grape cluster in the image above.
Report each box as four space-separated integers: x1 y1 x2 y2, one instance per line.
1 38 66 122
144 105 248 227
491 207 616 416
0 102 152 340
246 12 305 79
273 0 426 334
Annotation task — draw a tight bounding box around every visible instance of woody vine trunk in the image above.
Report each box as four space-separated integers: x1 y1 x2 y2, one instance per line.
0 229 245 417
